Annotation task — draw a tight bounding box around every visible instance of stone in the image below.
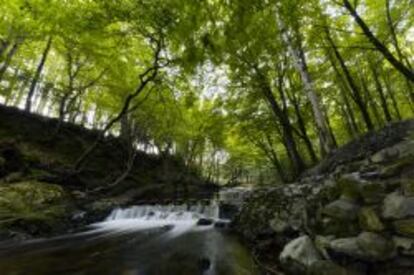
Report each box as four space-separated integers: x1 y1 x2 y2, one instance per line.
315 235 335 259
359 182 386 204
329 232 395 261
371 140 414 164
393 219 414 238
401 178 414 197
280 235 322 272
358 207 385 232
382 192 414 219
323 199 359 221
308 260 348 275
392 236 414 256
337 174 362 200
329 237 365 259
356 232 395 261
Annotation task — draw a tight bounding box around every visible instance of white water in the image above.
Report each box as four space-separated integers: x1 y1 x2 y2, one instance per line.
92 202 224 236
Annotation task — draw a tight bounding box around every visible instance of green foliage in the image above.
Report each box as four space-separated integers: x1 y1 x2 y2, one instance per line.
0 0 412 185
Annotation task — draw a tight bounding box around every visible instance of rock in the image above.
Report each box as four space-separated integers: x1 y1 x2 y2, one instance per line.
393 219 414 238
359 182 386 204
371 140 414 164
382 192 414 219
356 232 395 261
280 235 322 272
337 174 361 200
308 260 348 275
329 232 395 261
358 207 385 232
196 218 213 226
392 236 414 256
323 199 359 221
315 235 335 259
401 178 414 197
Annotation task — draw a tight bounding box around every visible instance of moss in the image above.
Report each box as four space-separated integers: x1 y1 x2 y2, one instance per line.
360 182 386 204
379 156 414 178
358 207 385 232
337 176 360 201
394 219 414 238
0 181 69 227
401 178 414 197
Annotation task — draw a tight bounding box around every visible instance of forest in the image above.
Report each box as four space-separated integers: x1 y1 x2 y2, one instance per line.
1 0 412 184
0 1 414 274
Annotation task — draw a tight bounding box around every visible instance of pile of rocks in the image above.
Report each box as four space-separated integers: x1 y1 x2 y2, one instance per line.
235 137 414 274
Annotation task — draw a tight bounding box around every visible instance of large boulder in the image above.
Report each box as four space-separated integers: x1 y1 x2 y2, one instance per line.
382 192 414 219
0 181 70 235
323 199 359 221
329 232 395 261
308 260 348 275
280 235 322 273
358 207 385 232
393 219 414 238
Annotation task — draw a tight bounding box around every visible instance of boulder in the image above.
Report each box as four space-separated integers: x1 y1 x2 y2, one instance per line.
393 236 414 256
280 235 322 273
382 192 414 219
329 232 395 261
393 219 414 238
401 178 414 197
308 260 348 275
358 207 385 232
337 174 361 200
356 232 395 261
323 199 359 221
359 182 386 204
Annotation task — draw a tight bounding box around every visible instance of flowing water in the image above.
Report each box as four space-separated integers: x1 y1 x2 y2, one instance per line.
0 201 259 275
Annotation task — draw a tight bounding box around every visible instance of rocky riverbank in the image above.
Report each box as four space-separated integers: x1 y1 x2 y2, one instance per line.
235 120 414 275
0 105 217 241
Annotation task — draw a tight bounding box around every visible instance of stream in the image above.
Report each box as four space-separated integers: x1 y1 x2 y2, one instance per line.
0 200 259 275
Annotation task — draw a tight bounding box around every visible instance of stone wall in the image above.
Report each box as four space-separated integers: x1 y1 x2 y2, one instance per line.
235 127 414 274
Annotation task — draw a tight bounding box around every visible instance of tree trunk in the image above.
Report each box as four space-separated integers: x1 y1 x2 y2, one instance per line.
257 72 306 175
278 20 336 156
370 63 392 122
329 53 360 137
325 28 374 131
382 72 402 120
342 0 414 82
0 41 20 82
25 36 53 112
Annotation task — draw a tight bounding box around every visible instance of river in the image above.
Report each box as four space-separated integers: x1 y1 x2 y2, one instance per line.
0 202 259 275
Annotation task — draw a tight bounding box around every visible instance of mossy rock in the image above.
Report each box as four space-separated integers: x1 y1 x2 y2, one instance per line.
379 156 414 178
337 175 361 201
359 182 386 204
0 181 69 227
309 260 348 275
401 178 414 197
394 219 414 238
358 207 385 232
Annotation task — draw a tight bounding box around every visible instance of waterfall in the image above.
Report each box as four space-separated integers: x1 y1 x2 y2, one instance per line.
91 202 224 235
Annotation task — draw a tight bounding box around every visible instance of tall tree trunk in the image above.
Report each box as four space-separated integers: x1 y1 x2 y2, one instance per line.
325 29 374 130
370 62 392 122
278 18 336 156
25 36 53 112
257 72 306 175
286 82 318 163
0 41 20 82
329 57 360 137
385 0 414 106
382 72 402 120
342 0 414 82
360 73 382 127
